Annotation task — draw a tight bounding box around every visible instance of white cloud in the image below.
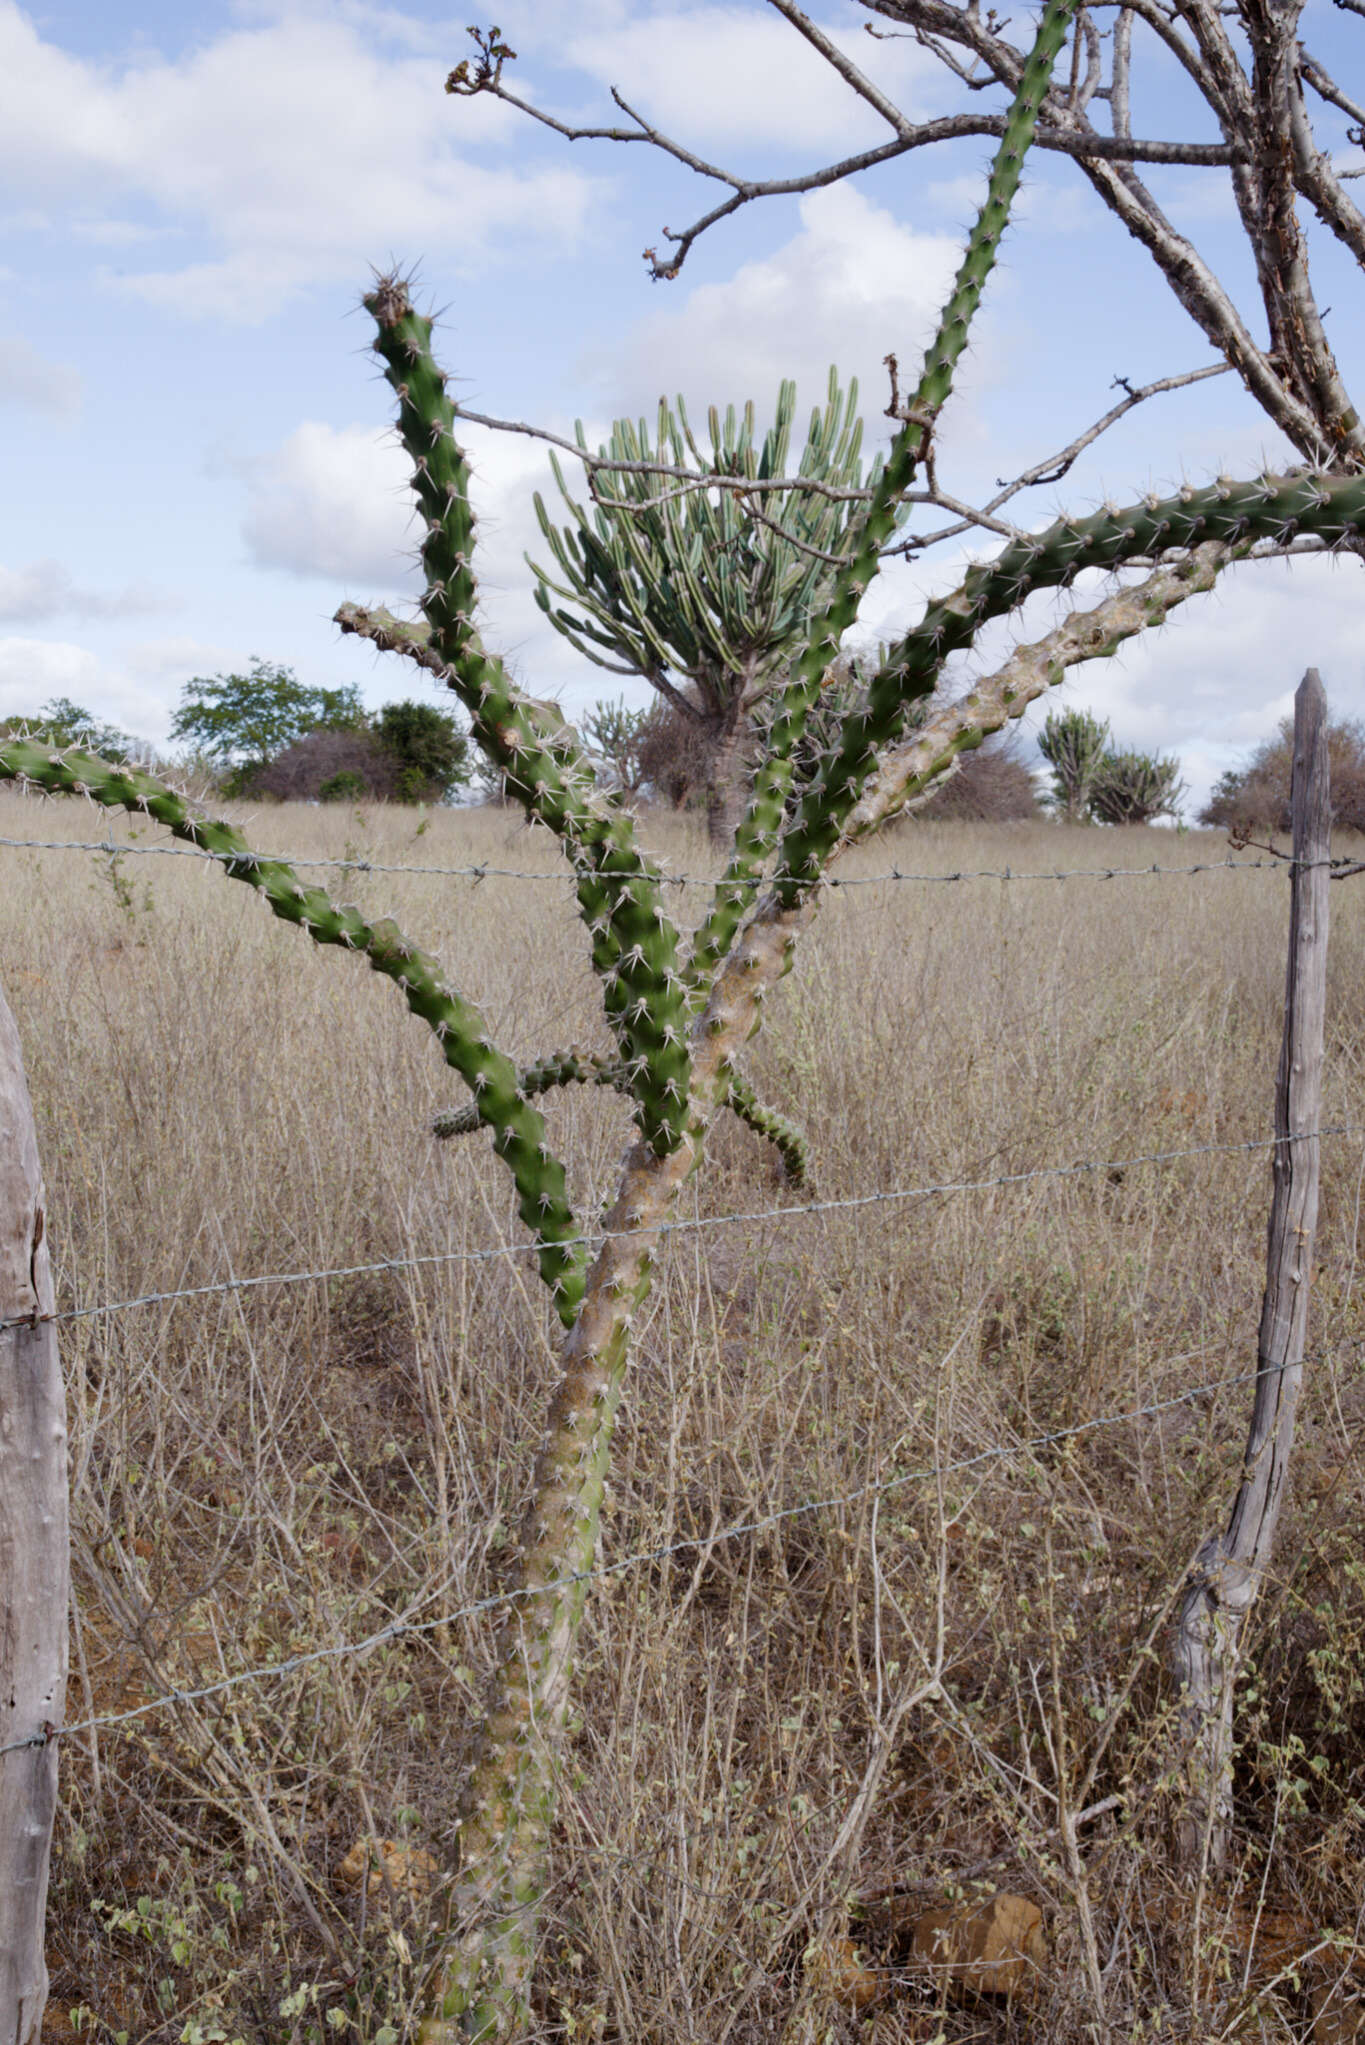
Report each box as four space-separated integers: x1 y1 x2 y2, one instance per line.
234 414 595 696
0 638 104 708
0 560 170 623
0 334 81 418
0 634 243 745
604 184 962 426
0 2 599 320
566 6 936 153
238 424 417 587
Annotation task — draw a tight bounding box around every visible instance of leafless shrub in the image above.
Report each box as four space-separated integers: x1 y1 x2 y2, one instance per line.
247 727 403 803
1201 718 1365 836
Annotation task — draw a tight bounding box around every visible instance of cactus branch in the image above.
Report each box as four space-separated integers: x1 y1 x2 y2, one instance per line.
361 278 693 1157
777 468 1365 896
433 1046 810 1186
0 742 587 1323
686 0 1080 990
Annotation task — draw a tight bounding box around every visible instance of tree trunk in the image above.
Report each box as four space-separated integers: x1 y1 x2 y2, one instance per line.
0 984 67 2044
703 716 753 847
1170 668 1329 1874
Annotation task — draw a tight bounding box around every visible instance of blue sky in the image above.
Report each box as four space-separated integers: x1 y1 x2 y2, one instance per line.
4 0 1364 812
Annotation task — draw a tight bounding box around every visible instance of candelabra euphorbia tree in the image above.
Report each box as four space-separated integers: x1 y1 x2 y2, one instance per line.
11 1 1365 2035
529 368 879 843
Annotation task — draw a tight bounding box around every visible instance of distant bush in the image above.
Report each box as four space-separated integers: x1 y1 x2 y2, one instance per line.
1200 717 1365 834
373 700 469 801
249 729 400 803
916 737 1039 821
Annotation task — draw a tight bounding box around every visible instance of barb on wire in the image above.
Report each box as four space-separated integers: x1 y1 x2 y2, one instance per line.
0 831 1304 889
1 1357 1271 1759
6 1126 1348 1336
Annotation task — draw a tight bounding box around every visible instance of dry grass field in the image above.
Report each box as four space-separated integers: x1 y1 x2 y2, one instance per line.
5 788 1365 2043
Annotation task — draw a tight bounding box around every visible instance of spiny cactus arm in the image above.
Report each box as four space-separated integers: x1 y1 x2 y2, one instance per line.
432 1046 810 1186
432 1046 622 1136
685 0 1079 993
417 537 1260 2035
0 741 587 1323
776 468 1365 898
843 541 1234 843
416 871 816 2042
364 279 692 1158
719 1067 809 1186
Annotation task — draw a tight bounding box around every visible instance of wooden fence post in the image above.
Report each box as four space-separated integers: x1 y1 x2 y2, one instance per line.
1170 667 1330 1874
0 983 68 2043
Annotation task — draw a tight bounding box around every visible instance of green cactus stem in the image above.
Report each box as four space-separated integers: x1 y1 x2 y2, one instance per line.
433 1044 809 1186
777 467 1365 898
0 741 587 1323
686 0 1080 990
413 543 1260 2040
360 281 693 1158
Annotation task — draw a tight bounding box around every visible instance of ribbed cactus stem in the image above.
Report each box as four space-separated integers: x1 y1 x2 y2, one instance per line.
0 742 587 1323
433 1046 810 1185
777 468 1365 897
361 281 693 1157
687 0 1079 990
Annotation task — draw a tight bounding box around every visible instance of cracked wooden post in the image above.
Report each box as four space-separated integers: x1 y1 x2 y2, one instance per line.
1171 667 1329 1874
0 982 68 2044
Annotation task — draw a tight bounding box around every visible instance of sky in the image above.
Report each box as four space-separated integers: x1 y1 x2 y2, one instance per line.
4 0 1364 815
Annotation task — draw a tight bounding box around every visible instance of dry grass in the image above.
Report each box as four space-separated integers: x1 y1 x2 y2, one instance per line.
5 788 1365 2043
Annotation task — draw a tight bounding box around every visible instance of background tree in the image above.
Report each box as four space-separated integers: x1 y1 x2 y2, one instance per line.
529 369 880 843
579 696 660 796
169 661 365 792
1089 747 1185 825
374 698 469 802
1039 706 1110 821
1202 716 1365 835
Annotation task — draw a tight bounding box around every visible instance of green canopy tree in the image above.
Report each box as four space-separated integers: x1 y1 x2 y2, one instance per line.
528 370 881 843
374 698 470 801
170 660 365 792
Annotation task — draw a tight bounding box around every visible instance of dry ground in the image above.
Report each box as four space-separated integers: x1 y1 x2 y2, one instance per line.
4 789 1365 2042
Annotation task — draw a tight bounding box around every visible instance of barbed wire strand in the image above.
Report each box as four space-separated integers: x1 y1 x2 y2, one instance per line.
5 1128 1345 1336
0 831 1308 889
0 1355 1270 1759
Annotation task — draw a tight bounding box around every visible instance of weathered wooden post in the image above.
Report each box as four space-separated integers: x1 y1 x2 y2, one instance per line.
1171 667 1330 1873
0 984 68 2043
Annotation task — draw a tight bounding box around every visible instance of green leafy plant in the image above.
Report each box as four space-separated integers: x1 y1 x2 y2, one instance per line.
169 662 366 792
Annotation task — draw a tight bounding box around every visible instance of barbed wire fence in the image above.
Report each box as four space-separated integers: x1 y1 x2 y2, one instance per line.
0 1114 1353 1759
0 829 1322 890
0 819 1359 1985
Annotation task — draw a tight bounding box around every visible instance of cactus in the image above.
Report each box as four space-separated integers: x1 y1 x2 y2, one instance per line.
21 0 1365 2026
433 1047 810 1186
686 0 1079 991
529 369 879 841
1038 705 1111 821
